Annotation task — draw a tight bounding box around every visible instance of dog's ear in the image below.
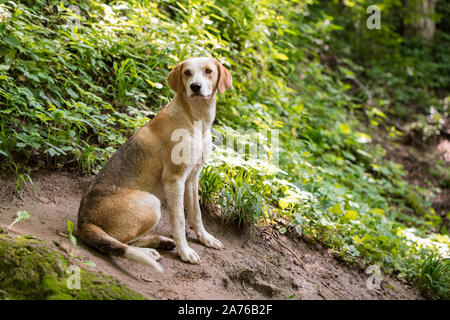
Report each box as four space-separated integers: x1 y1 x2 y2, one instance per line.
167 61 184 94
216 61 232 94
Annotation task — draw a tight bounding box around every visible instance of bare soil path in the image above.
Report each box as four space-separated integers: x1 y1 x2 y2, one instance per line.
0 170 423 299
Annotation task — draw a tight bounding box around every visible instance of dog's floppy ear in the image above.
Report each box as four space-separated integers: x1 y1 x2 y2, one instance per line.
167 61 184 94
216 61 232 94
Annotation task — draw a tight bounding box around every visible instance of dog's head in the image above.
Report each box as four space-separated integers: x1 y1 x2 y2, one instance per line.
167 57 232 99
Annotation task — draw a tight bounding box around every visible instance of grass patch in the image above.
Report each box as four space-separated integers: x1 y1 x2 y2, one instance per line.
417 253 450 299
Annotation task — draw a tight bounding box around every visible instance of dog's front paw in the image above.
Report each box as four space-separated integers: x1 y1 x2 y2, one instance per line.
199 233 223 250
178 246 201 264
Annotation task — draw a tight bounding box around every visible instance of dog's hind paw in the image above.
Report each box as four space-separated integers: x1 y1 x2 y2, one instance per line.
125 246 163 273
142 248 161 261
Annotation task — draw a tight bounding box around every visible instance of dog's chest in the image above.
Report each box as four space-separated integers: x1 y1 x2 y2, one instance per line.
191 128 212 165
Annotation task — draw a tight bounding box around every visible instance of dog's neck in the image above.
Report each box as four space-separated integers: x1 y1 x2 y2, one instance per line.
171 93 217 130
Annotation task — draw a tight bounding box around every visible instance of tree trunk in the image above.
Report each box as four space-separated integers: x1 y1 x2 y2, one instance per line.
405 0 438 41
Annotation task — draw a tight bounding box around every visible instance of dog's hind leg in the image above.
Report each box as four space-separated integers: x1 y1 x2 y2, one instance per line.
78 189 165 272
79 222 163 272
129 235 176 251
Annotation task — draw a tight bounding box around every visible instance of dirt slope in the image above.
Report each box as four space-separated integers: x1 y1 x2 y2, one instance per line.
0 170 423 300
382 119 450 231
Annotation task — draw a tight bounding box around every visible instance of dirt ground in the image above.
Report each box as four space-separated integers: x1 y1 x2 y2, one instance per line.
0 170 423 300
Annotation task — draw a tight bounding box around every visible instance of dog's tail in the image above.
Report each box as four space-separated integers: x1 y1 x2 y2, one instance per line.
78 222 163 273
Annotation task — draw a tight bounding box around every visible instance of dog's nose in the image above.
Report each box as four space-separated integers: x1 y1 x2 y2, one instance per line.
190 83 202 93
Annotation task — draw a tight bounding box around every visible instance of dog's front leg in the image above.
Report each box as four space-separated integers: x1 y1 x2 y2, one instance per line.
164 176 200 264
185 171 223 250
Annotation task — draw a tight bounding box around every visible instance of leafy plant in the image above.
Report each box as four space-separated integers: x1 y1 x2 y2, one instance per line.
66 219 96 267
67 220 77 257
6 210 31 231
10 162 33 199
417 254 450 299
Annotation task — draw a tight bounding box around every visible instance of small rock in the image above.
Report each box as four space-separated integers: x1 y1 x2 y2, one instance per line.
140 275 154 282
222 277 229 288
56 231 69 238
39 196 50 203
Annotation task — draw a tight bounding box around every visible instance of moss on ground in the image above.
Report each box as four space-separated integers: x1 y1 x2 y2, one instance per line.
0 234 144 300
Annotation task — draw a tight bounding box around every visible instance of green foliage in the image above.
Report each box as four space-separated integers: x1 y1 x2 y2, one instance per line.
202 164 272 228
6 210 30 231
10 162 33 199
314 0 450 118
67 220 77 256
418 253 450 299
0 0 448 295
0 0 166 173
429 160 450 189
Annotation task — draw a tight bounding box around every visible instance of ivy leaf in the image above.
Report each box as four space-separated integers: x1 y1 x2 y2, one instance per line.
145 79 163 89
329 203 343 215
370 208 385 216
345 210 358 220
295 213 304 225
3 35 20 47
279 198 290 210
355 132 371 143
351 235 361 244
339 123 351 135
67 220 77 249
48 148 56 157
67 219 74 233
17 210 31 221
6 210 31 230
273 53 289 61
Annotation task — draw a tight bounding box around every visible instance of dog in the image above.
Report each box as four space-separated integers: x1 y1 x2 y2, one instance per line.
77 57 232 272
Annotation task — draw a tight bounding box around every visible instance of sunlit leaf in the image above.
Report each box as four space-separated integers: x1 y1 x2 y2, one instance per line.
339 123 351 135
345 210 358 220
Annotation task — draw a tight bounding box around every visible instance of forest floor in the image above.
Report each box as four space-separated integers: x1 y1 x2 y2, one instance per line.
382 117 450 232
0 169 424 300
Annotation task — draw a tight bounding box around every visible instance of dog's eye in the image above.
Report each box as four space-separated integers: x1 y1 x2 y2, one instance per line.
184 70 192 77
205 68 212 74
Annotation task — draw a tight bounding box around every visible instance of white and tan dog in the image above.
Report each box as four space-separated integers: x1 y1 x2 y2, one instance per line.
77 57 232 272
